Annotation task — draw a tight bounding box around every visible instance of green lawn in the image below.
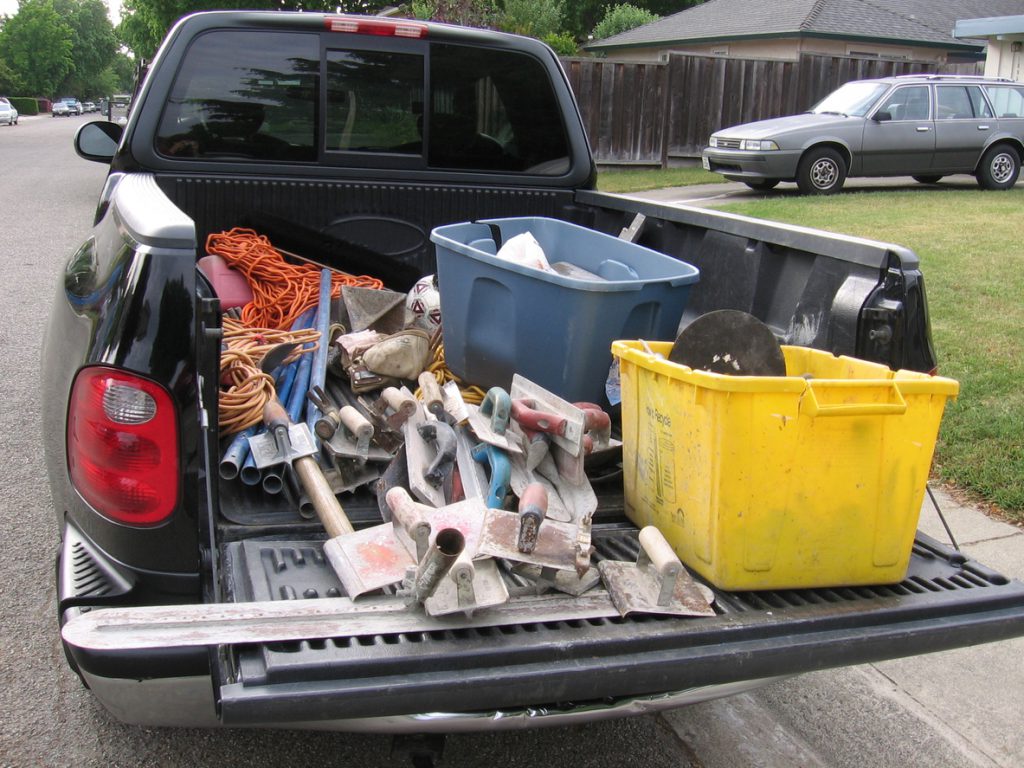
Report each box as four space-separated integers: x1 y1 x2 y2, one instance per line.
598 170 1024 520
596 166 724 192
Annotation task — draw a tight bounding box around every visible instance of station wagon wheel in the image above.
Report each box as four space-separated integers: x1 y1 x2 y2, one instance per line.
744 179 781 191
912 175 943 184
977 144 1020 190
797 147 846 195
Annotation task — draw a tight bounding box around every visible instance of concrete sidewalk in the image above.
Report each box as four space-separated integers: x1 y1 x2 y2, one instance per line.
661 481 1024 767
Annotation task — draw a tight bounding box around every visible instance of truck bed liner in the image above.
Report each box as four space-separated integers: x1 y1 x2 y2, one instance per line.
218 525 1024 724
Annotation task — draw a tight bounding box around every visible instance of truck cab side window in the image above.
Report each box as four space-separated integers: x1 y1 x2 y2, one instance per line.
155 30 318 162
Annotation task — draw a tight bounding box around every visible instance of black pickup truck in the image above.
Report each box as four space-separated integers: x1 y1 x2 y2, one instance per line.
46 10 1024 733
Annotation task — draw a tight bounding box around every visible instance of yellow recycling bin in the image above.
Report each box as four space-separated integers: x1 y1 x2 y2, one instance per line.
612 340 959 591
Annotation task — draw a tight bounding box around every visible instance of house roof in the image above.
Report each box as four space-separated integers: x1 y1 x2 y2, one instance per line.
586 0 1024 52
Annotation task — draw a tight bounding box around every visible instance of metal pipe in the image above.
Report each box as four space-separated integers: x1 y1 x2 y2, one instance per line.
293 455 354 537
261 466 284 495
407 528 465 604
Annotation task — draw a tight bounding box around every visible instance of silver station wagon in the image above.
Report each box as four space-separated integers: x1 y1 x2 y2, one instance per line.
702 74 1024 194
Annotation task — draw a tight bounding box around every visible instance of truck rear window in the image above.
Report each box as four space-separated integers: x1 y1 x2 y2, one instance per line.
156 28 570 175
156 30 319 162
427 44 570 173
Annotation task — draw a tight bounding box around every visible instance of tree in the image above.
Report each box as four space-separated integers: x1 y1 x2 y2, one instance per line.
94 51 137 96
117 0 395 60
591 3 658 41
411 0 499 29
54 0 118 96
0 51 23 94
0 0 74 96
562 0 705 42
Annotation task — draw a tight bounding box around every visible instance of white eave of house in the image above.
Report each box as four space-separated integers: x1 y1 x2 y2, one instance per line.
954 14 1024 38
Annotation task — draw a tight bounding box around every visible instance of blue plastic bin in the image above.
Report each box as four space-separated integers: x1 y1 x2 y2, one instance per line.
430 217 700 405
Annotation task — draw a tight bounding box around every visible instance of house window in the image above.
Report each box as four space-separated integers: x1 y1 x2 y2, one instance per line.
847 46 911 61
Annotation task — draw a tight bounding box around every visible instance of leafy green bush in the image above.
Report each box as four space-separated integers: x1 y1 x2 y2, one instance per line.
592 4 659 40
8 96 38 115
500 0 563 38
543 32 579 56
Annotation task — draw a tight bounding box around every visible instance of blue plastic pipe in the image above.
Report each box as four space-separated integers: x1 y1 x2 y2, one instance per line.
219 425 257 480
305 269 333 433
236 308 316 486
286 316 316 424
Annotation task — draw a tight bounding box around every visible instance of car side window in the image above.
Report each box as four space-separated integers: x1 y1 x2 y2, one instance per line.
880 86 930 121
985 85 1024 119
937 85 993 120
156 30 318 162
966 86 994 119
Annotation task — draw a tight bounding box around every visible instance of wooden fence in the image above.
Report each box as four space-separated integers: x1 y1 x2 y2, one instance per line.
561 52 982 166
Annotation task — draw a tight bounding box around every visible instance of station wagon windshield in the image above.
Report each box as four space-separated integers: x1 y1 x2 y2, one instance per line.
810 81 889 116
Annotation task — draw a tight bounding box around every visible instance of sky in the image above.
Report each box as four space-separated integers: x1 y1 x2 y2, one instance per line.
0 0 122 22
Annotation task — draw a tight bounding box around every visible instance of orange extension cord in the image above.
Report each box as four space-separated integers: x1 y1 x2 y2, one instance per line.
206 227 384 330
218 317 321 434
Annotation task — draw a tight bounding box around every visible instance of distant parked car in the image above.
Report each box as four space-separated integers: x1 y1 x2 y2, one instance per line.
55 97 83 115
82 101 97 113
0 98 18 126
702 74 1024 194
52 100 70 117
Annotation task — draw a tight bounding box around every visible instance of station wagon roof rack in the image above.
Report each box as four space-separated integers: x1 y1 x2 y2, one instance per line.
892 74 1015 82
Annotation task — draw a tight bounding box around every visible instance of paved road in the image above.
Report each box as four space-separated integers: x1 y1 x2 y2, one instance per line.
1 116 1021 767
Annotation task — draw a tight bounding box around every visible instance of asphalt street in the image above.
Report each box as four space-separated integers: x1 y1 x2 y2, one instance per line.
1 115 1021 767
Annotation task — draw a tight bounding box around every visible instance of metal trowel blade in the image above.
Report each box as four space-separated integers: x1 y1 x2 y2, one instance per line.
598 560 716 618
324 525 416 598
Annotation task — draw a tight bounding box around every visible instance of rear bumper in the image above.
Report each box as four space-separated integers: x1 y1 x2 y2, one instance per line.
79 669 784 732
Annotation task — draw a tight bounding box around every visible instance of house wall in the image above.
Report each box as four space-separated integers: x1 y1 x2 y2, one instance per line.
983 38 1024 81
599 37 950 64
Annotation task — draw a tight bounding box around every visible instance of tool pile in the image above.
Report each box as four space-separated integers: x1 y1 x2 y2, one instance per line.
210 227 716 621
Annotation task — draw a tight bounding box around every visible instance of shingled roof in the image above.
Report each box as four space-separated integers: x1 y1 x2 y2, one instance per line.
586 0 1024 52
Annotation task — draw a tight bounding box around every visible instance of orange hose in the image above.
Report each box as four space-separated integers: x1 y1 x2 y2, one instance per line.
206 227 384 330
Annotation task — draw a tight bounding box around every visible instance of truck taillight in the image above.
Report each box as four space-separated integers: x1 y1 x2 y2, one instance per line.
67 367 179 526
325 15 428 38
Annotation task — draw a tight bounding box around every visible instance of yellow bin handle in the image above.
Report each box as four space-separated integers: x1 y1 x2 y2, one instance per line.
800 380 908 418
